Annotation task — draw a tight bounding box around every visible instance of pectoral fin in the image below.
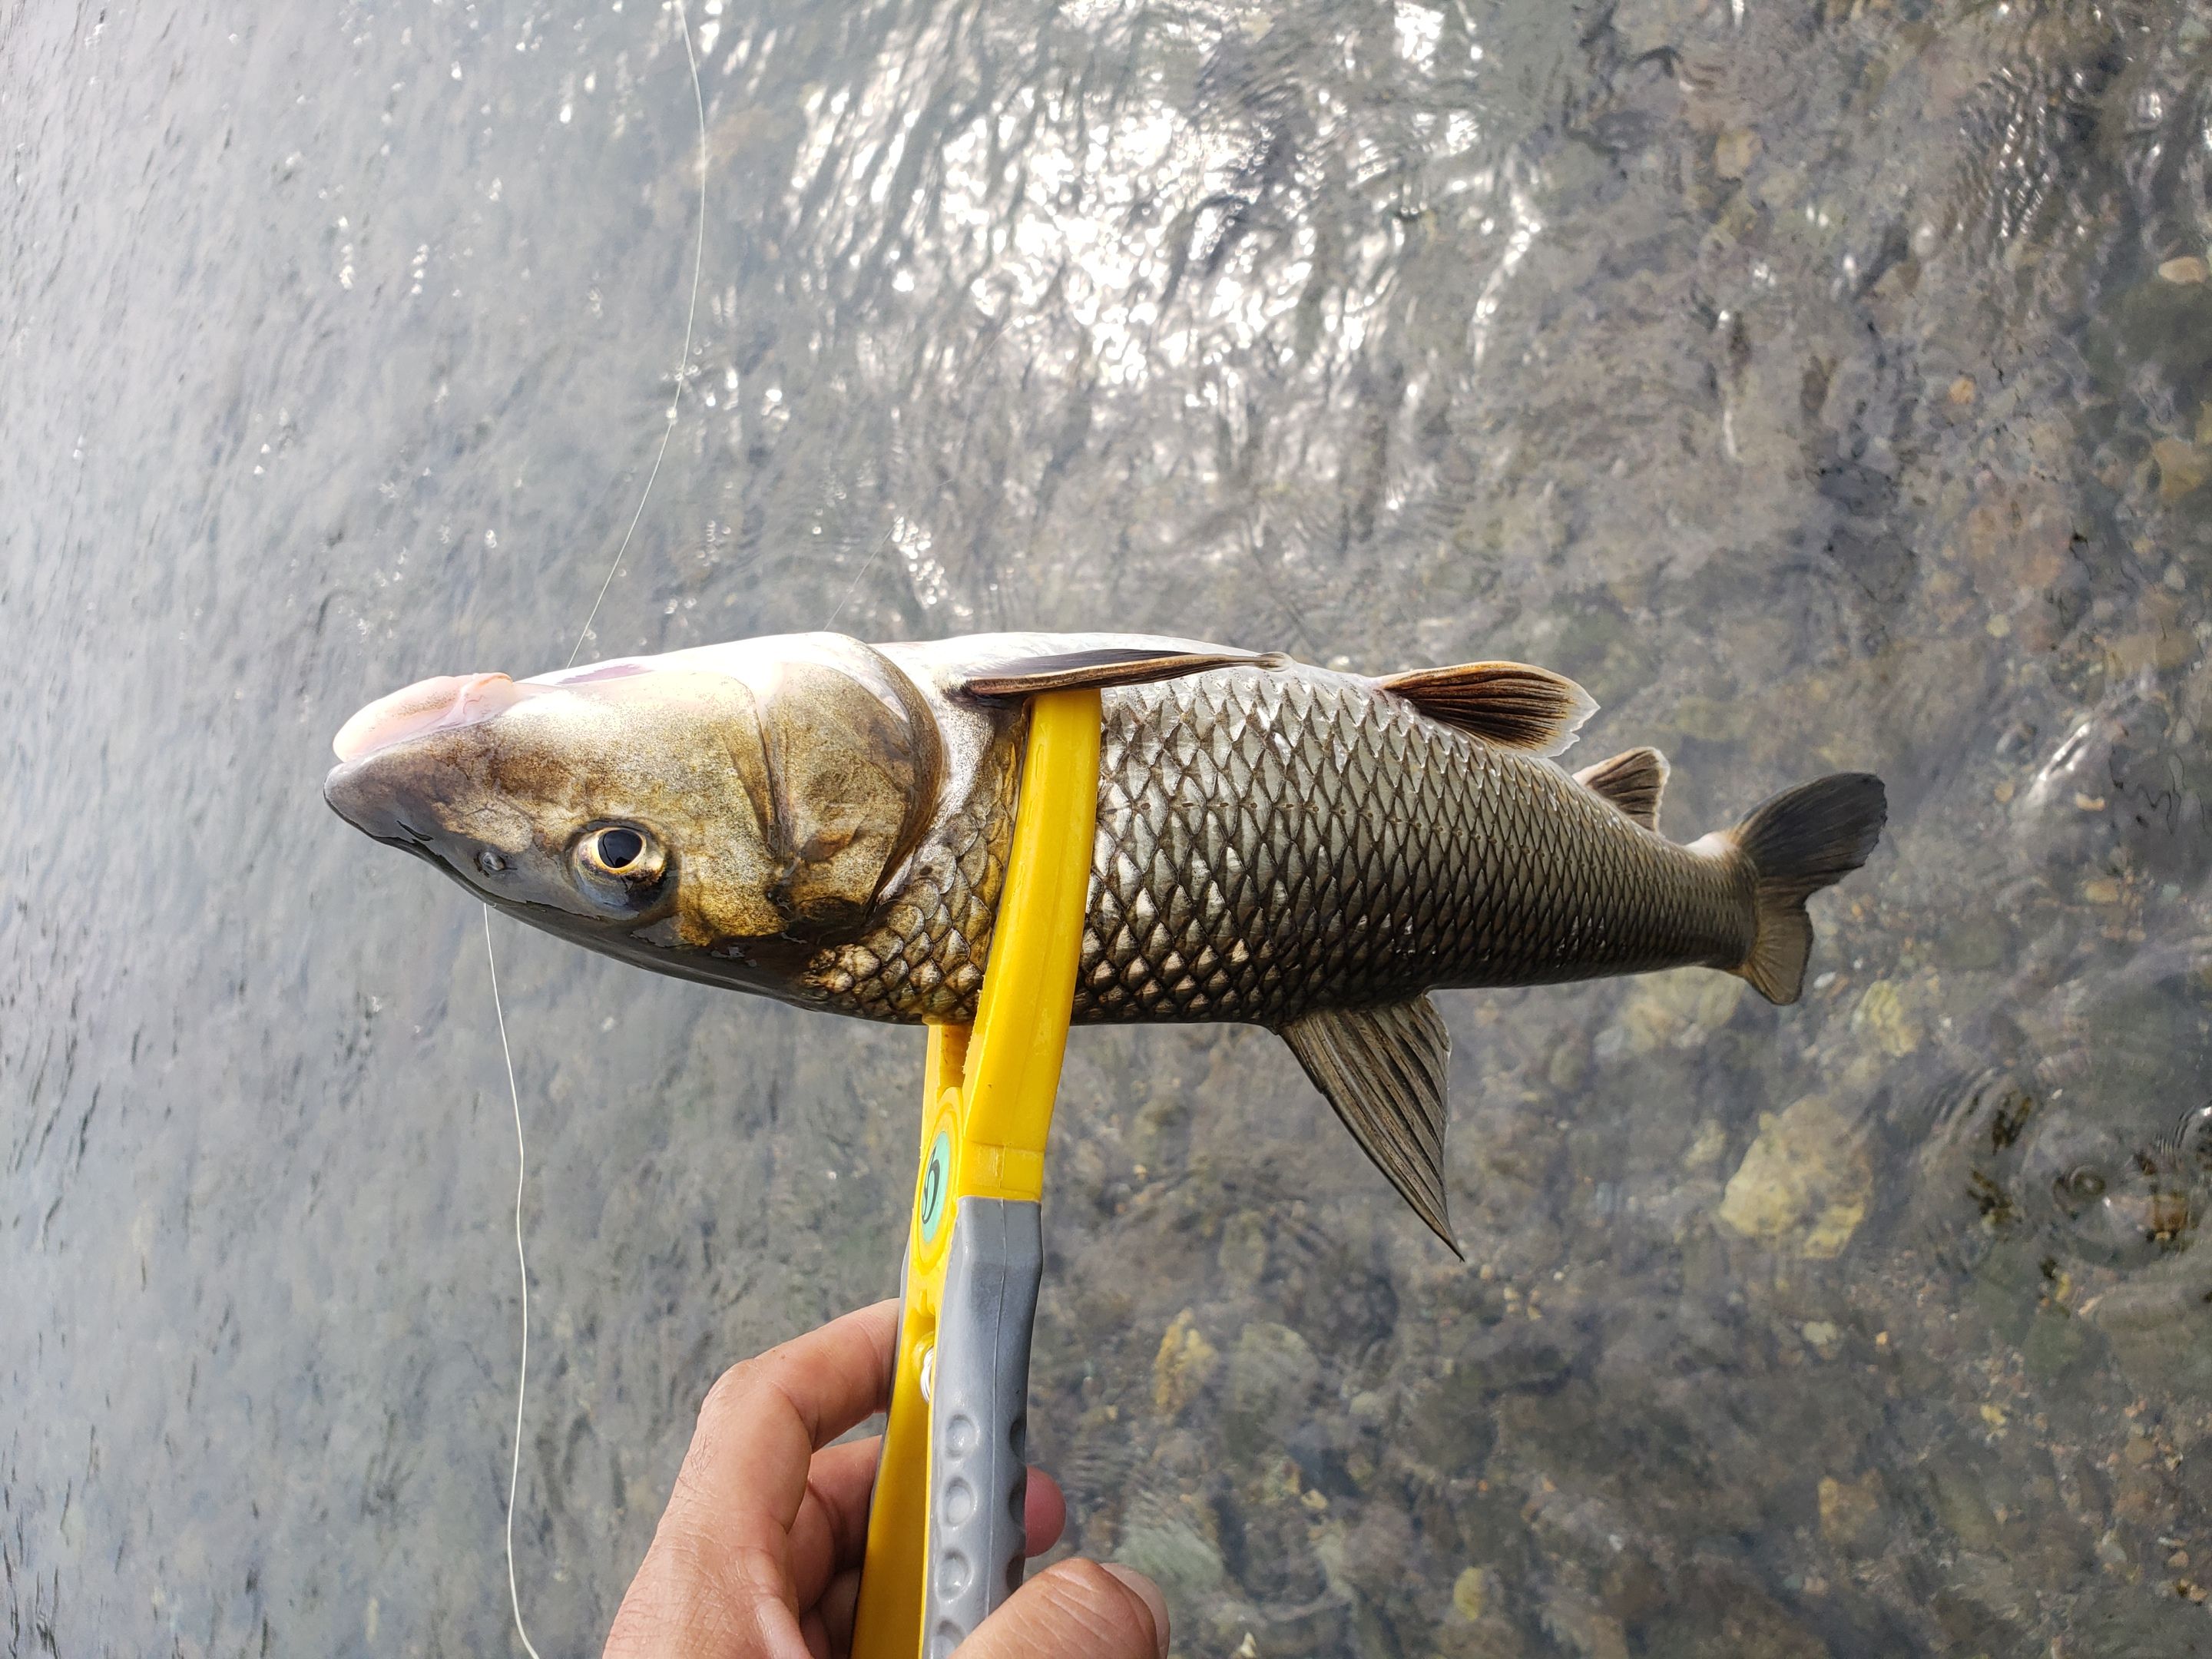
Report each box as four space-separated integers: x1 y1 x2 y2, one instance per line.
959 644 1289 699
1280 996 1459 1254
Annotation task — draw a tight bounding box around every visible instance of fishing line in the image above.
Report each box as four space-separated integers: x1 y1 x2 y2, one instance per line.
482 906 544 1659
568 0 709 672
482 3 710 1651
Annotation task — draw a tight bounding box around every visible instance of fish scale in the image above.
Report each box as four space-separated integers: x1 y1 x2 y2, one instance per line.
1065 667 1753 1026
816 664 1753 1028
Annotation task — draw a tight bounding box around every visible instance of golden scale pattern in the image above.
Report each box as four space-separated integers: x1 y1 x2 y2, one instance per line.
813 667 1751 1027
809 729 1022 1022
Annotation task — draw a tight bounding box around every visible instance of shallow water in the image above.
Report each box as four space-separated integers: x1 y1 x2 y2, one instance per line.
7 1 2212 1654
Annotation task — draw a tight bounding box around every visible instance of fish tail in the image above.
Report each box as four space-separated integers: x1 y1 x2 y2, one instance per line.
1720 773 1888 1004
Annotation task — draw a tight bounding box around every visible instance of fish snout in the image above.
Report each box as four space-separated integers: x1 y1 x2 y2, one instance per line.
322 753 419 848
325 672 538 853
331 672 525 763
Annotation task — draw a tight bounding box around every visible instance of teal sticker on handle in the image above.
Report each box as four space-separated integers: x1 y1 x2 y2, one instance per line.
919 1130 952 1244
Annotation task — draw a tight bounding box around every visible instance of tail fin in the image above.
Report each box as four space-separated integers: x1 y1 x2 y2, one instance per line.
1726 773 1887 1004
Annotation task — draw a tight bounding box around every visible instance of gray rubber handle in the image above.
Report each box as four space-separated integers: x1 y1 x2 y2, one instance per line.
923 1197 1042 1659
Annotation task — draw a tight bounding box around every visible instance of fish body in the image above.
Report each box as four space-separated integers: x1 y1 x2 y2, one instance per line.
326 631 1886 1244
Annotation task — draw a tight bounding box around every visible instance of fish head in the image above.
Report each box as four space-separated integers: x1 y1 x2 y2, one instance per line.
323 634 941 988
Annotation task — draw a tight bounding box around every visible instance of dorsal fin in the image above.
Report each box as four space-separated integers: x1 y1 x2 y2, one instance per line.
959 645 1289 700
1574 747 1670 831
1377 661 1595 757
1279 995 1459 1255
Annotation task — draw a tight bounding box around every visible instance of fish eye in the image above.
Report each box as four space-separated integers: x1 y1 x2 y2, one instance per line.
597 828 645 870
477 849 508 876
573 823 667 892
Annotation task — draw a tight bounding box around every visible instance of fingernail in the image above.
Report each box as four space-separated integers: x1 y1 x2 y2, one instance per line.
1103 1565 1169 1657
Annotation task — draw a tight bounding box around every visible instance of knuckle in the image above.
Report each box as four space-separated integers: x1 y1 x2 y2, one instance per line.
697 1356 757 1429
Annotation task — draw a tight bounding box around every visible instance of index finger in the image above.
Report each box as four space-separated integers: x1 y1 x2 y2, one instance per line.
605 1301 899 1659
677 1299 900 1528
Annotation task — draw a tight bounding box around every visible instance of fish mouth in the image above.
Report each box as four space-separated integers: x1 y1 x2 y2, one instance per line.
324 672 522 850
325 671 548 849
322 749 439 853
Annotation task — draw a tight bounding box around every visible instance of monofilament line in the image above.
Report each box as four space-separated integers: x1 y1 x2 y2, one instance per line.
567 0 710 671
492 8 710 1651
483 906 545 1659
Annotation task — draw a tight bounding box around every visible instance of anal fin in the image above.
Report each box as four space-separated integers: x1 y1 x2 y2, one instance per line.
1574 747 1670 831
1280 996 1459 1254
1378 661 1596 757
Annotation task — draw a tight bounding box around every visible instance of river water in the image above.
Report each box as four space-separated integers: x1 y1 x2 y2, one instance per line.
7 2 2212 1654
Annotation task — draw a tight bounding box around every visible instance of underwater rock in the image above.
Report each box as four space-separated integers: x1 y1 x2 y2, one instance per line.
1218 1209 1271 1290
2152 437 2208 502
2084 1258 2212 1401
1546 1028 1592 1091
1432 1618 1530 1659
1614 969 1746 1055
1683 1118 1729 1171
1851 979 1922 1058
1153 1307 1220 1419
2101 275 2212 398
1609 0 1705 57
1225 1321 1321 1459
1932 909 2011 972
1640 1565 1833 1659
1817 1469 1886 1553
1115 1510 1228 1601
1598 1547 1670 1626
1399 1357 1505 1478
1333 1503 1419 1603
1714 128 1761 180
1209 1594 1359 1659
1539 1588 1630 1659
1453 1565 1489 1621
1717 1095 1873 1258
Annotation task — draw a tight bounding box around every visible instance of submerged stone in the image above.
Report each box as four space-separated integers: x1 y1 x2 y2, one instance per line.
1225 1321 1321 1459
1717 1095 1873 1258
1852 979 1922 1058
1452 1565 1489 1621
1817 1469 1885 1552
1153 1307 1220 1419
1116 1512 1228 1600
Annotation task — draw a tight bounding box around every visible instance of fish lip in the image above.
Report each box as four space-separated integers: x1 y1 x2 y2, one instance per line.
322 743 443 852
324 671 540 858
330 671 534 763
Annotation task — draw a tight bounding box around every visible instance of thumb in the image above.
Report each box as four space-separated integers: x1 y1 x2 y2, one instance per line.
953 1559 1168 1659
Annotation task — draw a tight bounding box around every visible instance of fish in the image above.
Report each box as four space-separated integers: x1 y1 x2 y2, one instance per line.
324 631 1887 1248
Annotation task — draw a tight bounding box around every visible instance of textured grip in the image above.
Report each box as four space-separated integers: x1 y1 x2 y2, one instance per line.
924 1198 1042 1659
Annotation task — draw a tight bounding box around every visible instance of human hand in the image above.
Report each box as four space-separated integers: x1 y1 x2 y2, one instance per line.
603 1300 1169 1658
